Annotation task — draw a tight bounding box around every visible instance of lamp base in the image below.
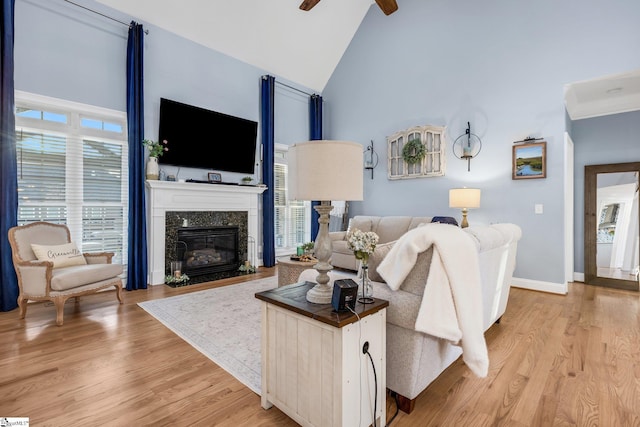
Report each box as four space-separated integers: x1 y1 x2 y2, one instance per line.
306 281 333 304
306 204 335 304
460 208 469 228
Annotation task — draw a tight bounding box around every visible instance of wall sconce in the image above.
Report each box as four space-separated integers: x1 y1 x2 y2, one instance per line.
453 122 482 171
364 140 379 179
449 187 481 228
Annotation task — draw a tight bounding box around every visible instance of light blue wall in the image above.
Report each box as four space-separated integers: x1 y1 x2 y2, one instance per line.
322 0 640 284
15 0 310 183
571 110 640 273
15 0 640 284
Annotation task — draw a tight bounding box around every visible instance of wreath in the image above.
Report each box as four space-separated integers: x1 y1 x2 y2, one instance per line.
402 138 426 164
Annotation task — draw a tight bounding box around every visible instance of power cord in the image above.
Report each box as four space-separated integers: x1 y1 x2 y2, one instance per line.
363 342 378 427
346 304 399 427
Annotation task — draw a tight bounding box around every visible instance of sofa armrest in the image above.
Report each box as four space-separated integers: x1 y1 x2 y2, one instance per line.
83 252 114 264
370 282 422 330
329 231 346 242
14 259 54 296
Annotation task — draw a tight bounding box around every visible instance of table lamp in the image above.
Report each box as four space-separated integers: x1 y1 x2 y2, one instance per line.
449 188 481 228
289 140 364 303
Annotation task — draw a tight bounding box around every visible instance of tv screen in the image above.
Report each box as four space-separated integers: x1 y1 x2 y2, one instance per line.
158 98 258 175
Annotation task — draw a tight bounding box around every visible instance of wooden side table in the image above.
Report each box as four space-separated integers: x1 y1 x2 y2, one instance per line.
276 256 316 286
256 281 388 427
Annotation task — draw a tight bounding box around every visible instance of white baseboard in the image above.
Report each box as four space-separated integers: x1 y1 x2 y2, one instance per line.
511 277 568 295
573 272 584 282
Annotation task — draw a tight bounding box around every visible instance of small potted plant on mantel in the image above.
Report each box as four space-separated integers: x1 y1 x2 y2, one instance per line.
241 176 253 185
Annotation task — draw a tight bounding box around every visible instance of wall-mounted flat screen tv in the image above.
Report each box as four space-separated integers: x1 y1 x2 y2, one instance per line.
158 98 258 175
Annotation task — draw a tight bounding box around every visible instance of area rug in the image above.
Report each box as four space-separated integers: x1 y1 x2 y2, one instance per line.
137 276 278 395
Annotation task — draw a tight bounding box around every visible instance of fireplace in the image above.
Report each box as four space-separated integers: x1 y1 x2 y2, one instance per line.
164 210 249 285
145 180 266 285
176 226 240 277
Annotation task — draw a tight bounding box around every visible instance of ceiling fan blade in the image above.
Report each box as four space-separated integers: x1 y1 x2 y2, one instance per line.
375 0 398 15
299 0 321 11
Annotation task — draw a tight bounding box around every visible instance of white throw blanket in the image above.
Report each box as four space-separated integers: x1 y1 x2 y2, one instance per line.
377 223 489 377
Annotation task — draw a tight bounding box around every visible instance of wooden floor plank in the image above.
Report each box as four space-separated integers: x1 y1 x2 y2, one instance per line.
1 271 639 426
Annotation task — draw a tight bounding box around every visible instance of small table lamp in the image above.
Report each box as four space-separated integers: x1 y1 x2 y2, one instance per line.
289 140 364 304
449 188 481 228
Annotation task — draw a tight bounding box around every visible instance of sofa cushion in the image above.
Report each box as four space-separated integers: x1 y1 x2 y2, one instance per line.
51 263 123 291
373 216 413 243
368 241 396 282
348 216 373 233
31 242 87 269
408 217 434 230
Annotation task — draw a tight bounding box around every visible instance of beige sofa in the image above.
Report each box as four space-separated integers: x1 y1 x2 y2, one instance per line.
300 222 521 413
329 215 434 271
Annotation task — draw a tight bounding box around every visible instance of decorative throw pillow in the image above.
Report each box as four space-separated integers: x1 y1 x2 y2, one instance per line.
431 216 459 226
368 241 396 282
31 242 87 269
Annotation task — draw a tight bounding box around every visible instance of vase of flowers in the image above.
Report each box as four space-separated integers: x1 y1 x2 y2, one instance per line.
347 228 379 303
143 139 168 180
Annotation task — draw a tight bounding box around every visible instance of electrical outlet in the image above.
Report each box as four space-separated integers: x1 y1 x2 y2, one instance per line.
362 341 369 354
535 204 543 214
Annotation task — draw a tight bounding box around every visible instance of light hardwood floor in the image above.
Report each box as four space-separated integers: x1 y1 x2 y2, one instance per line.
1 268 639 426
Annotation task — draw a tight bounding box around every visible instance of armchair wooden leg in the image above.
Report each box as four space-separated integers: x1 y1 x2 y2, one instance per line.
18 297 28 319
115 283 123 304
53 296 67 326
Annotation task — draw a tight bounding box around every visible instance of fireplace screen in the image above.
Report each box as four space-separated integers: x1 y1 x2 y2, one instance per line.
176 226 239 277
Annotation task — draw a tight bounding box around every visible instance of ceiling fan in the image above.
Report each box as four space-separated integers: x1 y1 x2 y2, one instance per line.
299 0 398 16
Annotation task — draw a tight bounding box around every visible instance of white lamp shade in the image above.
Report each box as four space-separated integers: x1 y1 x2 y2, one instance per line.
289 140 364 201
449 188 481 209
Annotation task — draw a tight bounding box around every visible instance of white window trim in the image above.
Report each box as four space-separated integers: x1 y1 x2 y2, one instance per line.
15 90 129 269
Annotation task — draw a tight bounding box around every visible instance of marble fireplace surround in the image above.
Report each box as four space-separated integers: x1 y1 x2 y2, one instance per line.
145 180 266 285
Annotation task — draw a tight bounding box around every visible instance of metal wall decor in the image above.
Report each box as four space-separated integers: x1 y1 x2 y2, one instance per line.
364 140 379 179
452 122 482 171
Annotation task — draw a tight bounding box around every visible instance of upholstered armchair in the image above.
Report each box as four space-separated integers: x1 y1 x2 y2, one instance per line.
8 221 124 326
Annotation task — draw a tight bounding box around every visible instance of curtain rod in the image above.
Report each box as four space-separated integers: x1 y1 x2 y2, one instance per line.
274 79 316 97
63 0 149 34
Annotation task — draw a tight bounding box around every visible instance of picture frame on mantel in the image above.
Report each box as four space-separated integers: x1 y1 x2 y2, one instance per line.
512 141 546 180
208 172 222 183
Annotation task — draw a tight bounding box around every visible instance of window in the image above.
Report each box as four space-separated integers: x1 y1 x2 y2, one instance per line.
15 91 129 273
274 144 310 255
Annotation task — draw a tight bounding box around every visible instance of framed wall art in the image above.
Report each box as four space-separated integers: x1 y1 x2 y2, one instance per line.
512 140 546 180
208 172 222 183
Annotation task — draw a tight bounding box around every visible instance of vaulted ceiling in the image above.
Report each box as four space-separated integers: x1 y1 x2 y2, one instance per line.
95 0 376 92
95 0 640 118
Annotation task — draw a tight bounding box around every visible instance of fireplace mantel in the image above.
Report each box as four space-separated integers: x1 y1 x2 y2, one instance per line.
145 180 266 285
